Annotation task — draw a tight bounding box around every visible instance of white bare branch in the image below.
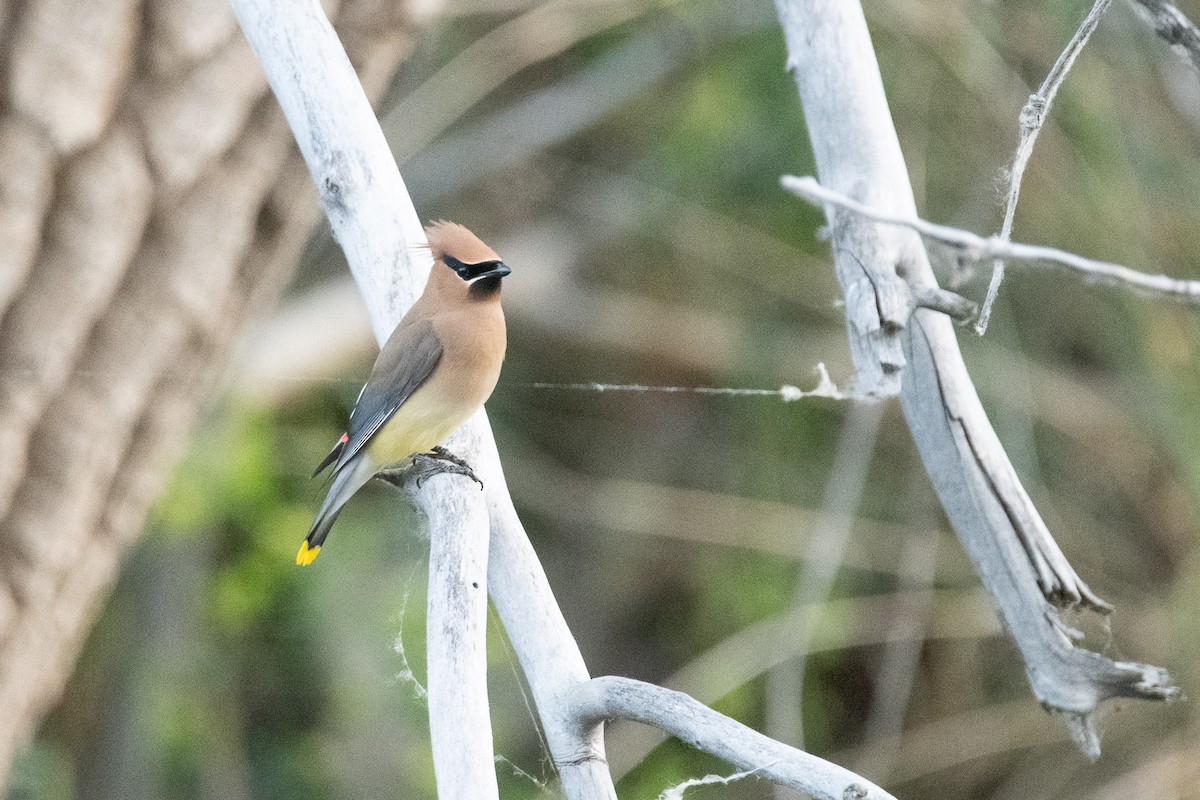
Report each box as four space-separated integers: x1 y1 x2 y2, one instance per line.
775 0 918 398
474 430 618 800
414 475 499 798
229 2 505 796
978 0 1113 334
776 0 1178 759
228 1 608 796
234 0 1182 787
782 175 1200 305
233 3 904 797
230 2 427 342
571 677 897 800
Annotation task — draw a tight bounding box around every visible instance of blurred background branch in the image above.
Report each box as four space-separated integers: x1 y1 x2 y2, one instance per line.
1131 0 1200 73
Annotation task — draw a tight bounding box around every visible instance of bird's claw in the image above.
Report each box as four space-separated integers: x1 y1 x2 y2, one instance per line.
402 448 484 490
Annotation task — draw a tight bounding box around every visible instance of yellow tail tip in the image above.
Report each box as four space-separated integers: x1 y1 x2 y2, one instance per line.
296 541 320 566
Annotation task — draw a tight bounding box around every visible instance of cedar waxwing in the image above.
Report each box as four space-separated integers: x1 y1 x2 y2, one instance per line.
298 221 511 565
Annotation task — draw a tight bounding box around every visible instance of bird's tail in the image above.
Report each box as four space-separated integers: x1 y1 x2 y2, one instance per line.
298 456 373 566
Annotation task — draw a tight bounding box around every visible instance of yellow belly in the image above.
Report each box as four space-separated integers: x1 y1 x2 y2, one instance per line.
363 385 474 469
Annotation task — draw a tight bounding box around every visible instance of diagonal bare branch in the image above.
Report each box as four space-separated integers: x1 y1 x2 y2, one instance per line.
775 0 1178 758
782 175 1200 305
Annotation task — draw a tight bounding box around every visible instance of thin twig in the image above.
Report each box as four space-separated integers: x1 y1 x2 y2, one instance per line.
978 0 1113 334
782 175 1200 305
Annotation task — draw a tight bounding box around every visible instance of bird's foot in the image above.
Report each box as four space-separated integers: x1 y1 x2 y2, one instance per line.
413 449 484 489
379 448 483 490
429 446 476 474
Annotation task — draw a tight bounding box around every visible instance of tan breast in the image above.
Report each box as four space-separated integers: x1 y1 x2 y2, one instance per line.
428 302 507 414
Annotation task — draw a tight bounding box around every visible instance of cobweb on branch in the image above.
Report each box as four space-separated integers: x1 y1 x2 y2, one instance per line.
530 363 863 402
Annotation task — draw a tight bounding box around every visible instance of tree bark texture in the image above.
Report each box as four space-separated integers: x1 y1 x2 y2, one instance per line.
0 0 420 786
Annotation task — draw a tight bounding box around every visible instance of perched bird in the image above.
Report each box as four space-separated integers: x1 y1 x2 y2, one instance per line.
298 221 511 565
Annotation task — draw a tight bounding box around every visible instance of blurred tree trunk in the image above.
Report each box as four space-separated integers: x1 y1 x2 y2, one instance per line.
0 0 423 786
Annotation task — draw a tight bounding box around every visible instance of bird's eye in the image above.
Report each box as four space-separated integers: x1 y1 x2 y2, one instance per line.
444 255 473 279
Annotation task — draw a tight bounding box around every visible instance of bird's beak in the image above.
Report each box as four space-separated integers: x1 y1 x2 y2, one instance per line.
478 261 511 280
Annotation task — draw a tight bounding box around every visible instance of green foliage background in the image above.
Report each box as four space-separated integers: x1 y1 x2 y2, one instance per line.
11 0 1200 797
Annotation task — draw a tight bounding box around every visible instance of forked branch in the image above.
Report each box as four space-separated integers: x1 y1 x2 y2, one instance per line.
775 0 1178 758
572 677 897 800
235 0 896 797
232 1 615 796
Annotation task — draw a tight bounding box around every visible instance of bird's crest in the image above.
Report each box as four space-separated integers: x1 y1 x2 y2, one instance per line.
425 220 497 265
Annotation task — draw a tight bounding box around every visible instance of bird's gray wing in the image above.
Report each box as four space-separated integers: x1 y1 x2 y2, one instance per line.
333 319 443 473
